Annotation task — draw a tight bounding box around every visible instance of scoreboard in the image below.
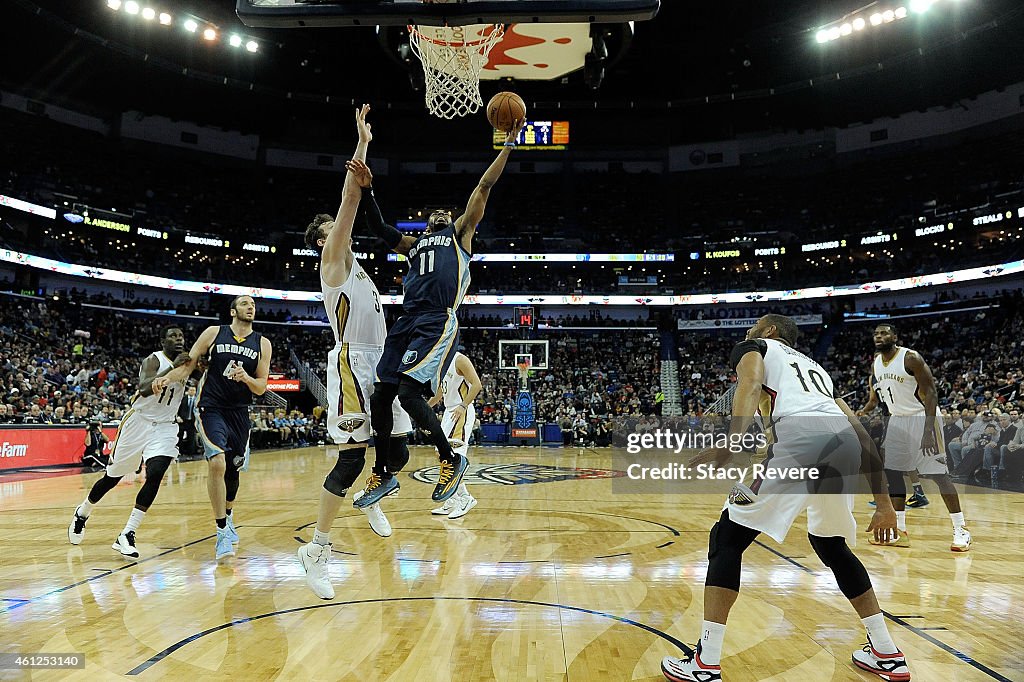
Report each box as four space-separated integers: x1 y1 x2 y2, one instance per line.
493 121 569 150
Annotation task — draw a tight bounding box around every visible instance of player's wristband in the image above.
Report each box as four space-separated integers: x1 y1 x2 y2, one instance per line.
503 142 516 148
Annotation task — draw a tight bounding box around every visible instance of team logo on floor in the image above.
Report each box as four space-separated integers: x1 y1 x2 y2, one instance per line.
411 462 626 486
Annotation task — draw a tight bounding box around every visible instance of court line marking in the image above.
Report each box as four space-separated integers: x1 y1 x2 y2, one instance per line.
753 542 1012 681
0 533 216 613
124 596 692 675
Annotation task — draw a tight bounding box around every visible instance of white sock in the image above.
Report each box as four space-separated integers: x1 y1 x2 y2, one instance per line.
458 482 470 497
123 509 145 535
895 511 907 532
78 499 93 518
862 613 898 654
950 512 965 530
313 529 331 546
697 620 726 666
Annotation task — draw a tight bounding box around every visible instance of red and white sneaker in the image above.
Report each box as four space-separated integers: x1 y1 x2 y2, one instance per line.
852 643 911 681
661 647 721 682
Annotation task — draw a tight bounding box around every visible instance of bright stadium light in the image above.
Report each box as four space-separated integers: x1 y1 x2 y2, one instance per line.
184 18 198 32
910 0 932 12
816 29 829 43
203 27 217 41
840 22 853 35
895 6 908 18
828 26 841 40
107 0 122 9
141 7 156 20
870 12 884 25
245 40 259 52
124 1 140 14
159 12 172 25
883 9 895 21
852 17 866 30
229 34 242 47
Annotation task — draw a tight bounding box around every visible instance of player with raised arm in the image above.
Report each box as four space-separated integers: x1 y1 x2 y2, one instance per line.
344 119 525 509
662 314 910 682
68 326 191 558
153 296 272 561
858 323 971 552
295 105 414 600
428 350 482 519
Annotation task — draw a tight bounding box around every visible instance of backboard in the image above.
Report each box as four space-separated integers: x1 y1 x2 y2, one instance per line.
498 339 549 371
237 0 660 28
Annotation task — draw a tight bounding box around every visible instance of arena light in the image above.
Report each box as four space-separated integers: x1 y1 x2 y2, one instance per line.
909 0 933 13
159 12 172 25
840 22 853 35
203 27 217 41
895 6 908 18
141 7 156 20
852 17 866 30
229 34 242 47
246 40 259 52
184 18 198 32
124 0 140 14
107 0 122 9
816 29 829 43
870 12 884 25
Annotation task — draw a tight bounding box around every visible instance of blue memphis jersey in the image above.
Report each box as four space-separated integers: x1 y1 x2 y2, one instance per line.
198 326 263 410
402 225 472 313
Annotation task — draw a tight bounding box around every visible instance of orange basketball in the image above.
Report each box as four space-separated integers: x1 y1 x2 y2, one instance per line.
486 91 526 132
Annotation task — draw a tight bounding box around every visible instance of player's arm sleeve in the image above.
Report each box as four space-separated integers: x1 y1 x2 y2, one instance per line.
360 187 402 250
728 339 768 371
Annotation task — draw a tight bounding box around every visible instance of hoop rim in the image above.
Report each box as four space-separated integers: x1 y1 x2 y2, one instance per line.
407 22 504 48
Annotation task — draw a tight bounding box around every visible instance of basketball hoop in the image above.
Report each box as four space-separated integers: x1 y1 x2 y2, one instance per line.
408 21 505 119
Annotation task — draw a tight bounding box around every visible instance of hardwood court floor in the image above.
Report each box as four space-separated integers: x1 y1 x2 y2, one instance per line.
1 446 1022 681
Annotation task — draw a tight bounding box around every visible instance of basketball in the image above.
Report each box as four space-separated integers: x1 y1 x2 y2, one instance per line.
486 91 526 132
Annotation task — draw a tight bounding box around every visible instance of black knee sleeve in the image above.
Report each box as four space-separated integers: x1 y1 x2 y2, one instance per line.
135 456 172 510
387 436 410 474
705 511 759 592
808 534 873 599
884 469 907 498
224 462 240 502
324 447 366 497
88 474 122 504
398 378 453 460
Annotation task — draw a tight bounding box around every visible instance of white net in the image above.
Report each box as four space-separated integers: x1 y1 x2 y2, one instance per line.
408 23 505 119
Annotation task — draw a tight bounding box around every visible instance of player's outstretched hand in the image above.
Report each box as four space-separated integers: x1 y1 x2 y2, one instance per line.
355 104 372 143
345 159 373 188
867 506 898 544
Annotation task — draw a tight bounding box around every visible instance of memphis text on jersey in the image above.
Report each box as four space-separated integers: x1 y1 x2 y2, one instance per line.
408 234 453 260
214 343 260 361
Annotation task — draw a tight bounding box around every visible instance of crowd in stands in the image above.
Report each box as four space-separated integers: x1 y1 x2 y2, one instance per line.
4 107 1024 296
0 295 325 457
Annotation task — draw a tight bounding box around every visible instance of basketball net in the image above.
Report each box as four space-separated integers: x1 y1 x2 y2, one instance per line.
408 22 505 119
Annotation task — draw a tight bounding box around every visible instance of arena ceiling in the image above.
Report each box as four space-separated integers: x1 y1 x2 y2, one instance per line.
4 0 1024 143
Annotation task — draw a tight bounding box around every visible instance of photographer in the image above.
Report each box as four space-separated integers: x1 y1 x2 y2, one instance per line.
83 421 110 471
